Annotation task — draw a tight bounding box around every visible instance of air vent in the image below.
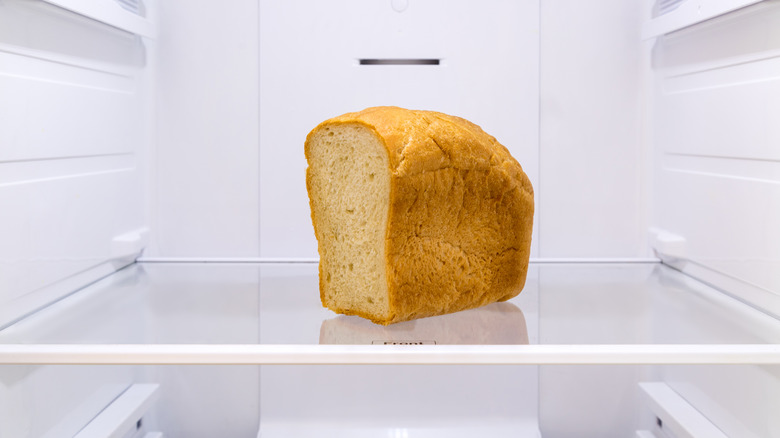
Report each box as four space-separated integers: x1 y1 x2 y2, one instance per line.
653 0 685 17
371 340 437 345
115 0 145 17
359 59 440 66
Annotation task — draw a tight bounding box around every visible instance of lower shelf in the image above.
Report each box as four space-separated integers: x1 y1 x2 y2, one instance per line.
0 343 778 365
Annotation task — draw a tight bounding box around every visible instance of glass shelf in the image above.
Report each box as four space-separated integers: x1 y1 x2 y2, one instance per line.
0 262 778 364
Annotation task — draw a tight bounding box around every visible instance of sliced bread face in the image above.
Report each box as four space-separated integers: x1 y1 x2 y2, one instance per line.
305 122 392 323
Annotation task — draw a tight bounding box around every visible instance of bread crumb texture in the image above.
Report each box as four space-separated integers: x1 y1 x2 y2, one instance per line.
305 106 534 325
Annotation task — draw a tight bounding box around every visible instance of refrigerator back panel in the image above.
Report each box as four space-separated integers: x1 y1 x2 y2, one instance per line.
259 0 540 259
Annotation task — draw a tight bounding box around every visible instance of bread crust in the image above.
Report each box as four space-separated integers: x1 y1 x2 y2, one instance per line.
306 106 534 325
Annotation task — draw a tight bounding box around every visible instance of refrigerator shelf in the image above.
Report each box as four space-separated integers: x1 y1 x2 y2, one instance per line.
0 262 778 365
1 343 778 365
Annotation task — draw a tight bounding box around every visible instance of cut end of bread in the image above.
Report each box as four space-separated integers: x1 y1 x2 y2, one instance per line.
306 123 392 323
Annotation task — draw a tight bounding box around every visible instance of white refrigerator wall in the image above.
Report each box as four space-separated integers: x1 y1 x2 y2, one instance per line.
539 0 647 258
150 0 259 258
258 0 541 259
0 1 156 435
648 1 780 317
0 0 154 327
148 0 648 260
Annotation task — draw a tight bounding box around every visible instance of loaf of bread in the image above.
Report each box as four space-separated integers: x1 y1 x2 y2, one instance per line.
305 106 534 325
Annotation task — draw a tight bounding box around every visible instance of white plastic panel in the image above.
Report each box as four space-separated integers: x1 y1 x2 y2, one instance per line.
539 0 648 257
0 261 147 438
640 382 729 438
0 56 138 161
656 170 780 316
0 366 134 438
259 0 540 259
0 0 145 66
543 365 780 438
0 0 152 325
537 263 780 438
150 0 259 257
0 169 144 324
137 365 259 438
257 422 541 438
650 1 780 316
260 365 539 438
74 384 159 438
540 365 653 438
642 0 766 39
661 365 780 438
43 0 156 38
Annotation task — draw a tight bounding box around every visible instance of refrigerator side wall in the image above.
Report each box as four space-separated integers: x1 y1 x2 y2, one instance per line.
649 1 780 317
646 1 780 436
0 0 153 327
0 1 155 434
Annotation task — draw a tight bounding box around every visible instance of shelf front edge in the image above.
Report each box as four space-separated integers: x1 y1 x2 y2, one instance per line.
0 344 779 365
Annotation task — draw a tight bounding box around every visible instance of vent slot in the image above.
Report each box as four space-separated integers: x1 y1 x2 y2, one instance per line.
359 58 440 66
371 340 437 345
115 0 145 17
653 0 686 17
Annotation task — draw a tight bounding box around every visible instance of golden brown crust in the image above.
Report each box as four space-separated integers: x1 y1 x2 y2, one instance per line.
306 106 534 325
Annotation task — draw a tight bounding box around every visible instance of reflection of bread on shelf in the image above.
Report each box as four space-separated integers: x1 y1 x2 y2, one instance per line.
319 301 528 345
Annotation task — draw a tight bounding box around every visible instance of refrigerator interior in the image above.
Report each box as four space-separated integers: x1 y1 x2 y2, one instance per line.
1 0 779 437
